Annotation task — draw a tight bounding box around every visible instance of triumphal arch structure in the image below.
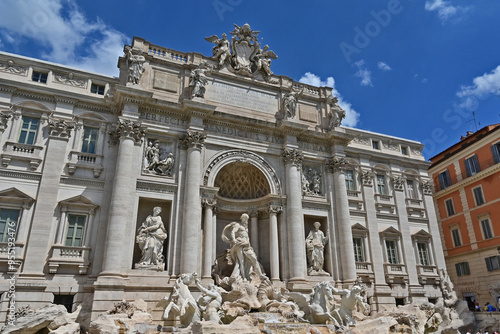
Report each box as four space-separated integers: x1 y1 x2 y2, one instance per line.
0 24 446 326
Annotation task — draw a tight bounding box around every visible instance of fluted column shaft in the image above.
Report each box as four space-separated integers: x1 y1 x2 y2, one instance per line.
268 206 282 281
180 131 206 274
101 119 145 274
283 149 306 280
202 199 216 278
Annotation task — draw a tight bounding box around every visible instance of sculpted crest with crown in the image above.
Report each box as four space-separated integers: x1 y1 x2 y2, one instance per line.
205 23 278 82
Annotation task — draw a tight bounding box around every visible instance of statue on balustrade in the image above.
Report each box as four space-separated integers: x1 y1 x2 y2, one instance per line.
135 206 167 270
305 222 328 275
328 96 346 130
125 46 145 85
221 213 266 282
190 62 212 98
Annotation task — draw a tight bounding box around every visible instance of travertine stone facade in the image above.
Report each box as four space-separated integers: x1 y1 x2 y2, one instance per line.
0 26 445 325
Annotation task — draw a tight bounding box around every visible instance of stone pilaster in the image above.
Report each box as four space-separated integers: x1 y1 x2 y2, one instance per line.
267 205 282 281
100 119 145 275
326 156 356 283
22 118 74 277
202 198 216 278
421 179 446 269
282 148 306 280
179 130 206 274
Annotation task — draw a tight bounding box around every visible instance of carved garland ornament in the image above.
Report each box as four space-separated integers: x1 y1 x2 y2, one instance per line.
48 118 74 138
391 176 406 191
420 180 434 195
360 170 374 186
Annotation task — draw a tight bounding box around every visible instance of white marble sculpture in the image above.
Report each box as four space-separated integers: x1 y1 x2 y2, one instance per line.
195 278 224 323
439 269 459 308
125 46 145 85
204 33 231 67
189 63 211 98
305 222 328 275
135 207 167 270
289 281 341 325
331 285 366 326
161 272 201 327
221 213 266 282
328 96 346 130
144 140 175 176
283 88 303 119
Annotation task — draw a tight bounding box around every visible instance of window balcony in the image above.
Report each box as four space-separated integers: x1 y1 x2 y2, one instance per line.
375 194 396 214
0 242 25 271
355 261 375 281
47 245 91 274
416 264 439 284
1 141 43 170
384 263 409 284
66 150 104 178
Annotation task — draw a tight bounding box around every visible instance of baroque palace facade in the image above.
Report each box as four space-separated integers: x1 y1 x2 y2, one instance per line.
0 25 446 324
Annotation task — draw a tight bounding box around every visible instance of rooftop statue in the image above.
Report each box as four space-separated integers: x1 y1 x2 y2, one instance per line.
328 96 346 130
205 23 278 82
125 46 145 85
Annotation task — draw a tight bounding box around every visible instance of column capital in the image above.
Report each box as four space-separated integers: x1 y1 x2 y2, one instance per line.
0 110 12 132
202 198 217 208
282 148 303 166
267 205 283 215
108 119 146 145
48 117 74 139
325 156 348 173
249 209 260 218
391 175 406 191
179 130 206 150
420 180 434 195
360 169 374 187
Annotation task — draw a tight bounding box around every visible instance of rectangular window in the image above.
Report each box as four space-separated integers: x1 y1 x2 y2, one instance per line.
372 140 380 150
491 142 500 164
451 227 462 247
32 71 48 83
481 218 494 240
90 83 105 95
445 198 455 216
345 170 355 191
473 187 485 206
455 262 470 276
65 214 86 247
438 170 452 190
406 179 418 199
18 116 39 145
464 155 481 177
353 237 365 262
377 174 387 195
386 240 398 264
401 146 408 155
417 242 430 266
0 209 20 242
53 294 74 313
486 255 500 272
81 127 99 154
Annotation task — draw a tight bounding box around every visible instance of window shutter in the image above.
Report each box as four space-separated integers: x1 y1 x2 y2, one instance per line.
472 155 480 173
465 158 472 177
492 144 500 164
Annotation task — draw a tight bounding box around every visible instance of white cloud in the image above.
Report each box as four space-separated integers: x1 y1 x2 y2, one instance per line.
299 72 360 127
0 0 128 76
457 65 500 98
354 60 372 86
424 0 469 22
377 62 392 71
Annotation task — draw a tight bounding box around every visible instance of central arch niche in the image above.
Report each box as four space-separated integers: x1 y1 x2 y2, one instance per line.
214 161 270 199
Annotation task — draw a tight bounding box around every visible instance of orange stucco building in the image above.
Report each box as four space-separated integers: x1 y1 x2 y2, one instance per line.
429 124 500 309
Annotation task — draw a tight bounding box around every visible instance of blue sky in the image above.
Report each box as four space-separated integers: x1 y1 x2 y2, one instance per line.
0 0 499 159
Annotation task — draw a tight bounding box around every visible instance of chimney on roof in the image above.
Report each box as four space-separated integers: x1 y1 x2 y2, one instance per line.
460 131 475 140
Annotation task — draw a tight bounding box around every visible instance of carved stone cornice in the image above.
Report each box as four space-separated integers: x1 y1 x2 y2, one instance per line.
0 84 17 94
391 175 406 191
325 156 347 173
360 169 374 187
179 130 206 150
48 118 74 139
267 205 283 215
282 148 303 166
108 119 146 145
0 110 12 132
420 180 434 195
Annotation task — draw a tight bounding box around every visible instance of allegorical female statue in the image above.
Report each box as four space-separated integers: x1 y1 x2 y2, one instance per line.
136 207 167 269
305 222 328 275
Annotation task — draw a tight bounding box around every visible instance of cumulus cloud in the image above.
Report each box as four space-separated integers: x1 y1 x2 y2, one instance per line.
424 0 469 22
457 65 500 98
0 0 128 76
377 62 392 71
354 60 372 86
299 72 360 127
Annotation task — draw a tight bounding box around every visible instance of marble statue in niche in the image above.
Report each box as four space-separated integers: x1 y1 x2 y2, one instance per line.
305 222 328 275
143 140 175 176
135 206 167 270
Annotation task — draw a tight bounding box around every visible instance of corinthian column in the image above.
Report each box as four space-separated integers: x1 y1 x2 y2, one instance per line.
268 205 282 281
326 156 356 282
179 130 206 274
101 119 145 275
282 148 307 280
202 198 216 278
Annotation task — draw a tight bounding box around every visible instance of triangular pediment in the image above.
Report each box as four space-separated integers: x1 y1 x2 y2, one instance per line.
412 229 432 239
59 195 99 209
0 187 35 207
352 223 368 232
379 226 401 237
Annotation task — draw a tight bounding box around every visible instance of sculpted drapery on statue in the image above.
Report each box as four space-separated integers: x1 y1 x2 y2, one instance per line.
328 96 346 130
135 206 167 270
305 222 328 275
189 62 213 98
221 213 266 281
125 46 146 85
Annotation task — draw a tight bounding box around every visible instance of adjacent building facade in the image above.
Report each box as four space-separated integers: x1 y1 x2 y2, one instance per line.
0 25 447 325
429 124 500 308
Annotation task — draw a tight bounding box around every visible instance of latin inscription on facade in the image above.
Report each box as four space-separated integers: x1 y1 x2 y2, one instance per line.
139 112 187 127
204 81 278 113
206 124 283 144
